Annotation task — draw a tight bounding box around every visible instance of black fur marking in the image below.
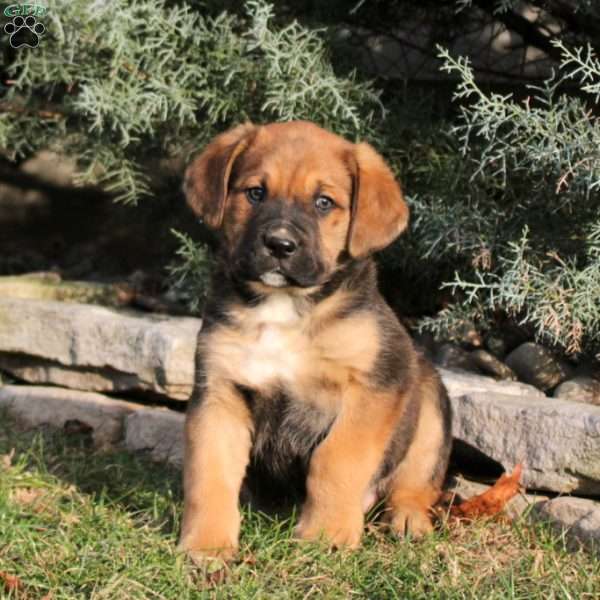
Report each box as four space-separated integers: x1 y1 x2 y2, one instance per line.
371 304 416 392
238 386 334 505
241 390 334 480
432 379 453 485
231 200 326 288
188 331 208 409
376 389 420 481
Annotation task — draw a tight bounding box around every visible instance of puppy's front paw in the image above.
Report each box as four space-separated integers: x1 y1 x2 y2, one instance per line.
178 508 240 563
388 501 433 539
295 507 364 548
177 535 238 564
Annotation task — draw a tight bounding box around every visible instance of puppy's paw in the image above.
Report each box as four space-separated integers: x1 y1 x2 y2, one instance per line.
388 502 433 539
177 516 239 564
177 537 238 564
295 507 364 548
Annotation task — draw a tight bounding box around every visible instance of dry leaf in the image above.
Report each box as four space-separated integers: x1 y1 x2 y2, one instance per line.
11 487 45 506
1 448 15 469
62 513 81 525
205 566 228 586
450 464 522 519
0 571 23 592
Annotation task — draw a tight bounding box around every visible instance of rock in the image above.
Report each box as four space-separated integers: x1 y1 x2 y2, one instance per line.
498 323 531 355
531 497 600 553
470 349 517 381
0 298 202 400
124 408 185 467
439 368 545 399
450 391 600 494
445 475 548 520
0 383 185 464
483 332 507 359
0 273 133 306
435 343 480 373
447 320 482 348
554 376 600 406
0 354 140 394
0 384 141 447
573 361 600 379
505 342 573 391
20 150 76 187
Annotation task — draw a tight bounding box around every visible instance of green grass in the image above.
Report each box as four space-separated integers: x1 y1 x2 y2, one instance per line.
1 417 599 599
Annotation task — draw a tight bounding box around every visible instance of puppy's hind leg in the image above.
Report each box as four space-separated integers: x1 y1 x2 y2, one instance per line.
385 373 452 538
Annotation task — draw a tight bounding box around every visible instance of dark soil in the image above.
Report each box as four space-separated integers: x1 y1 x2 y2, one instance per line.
0 158 199 293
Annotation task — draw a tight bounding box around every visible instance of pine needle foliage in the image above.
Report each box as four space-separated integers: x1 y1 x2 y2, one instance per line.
3 0 600 357
416 44 600 357
1 0 382 203
165 229 213 314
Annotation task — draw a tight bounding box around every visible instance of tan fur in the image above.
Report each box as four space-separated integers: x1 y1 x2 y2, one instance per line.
382 374 446 537
185 123 256 229
187 121 409 264
204 288 380 405
178 121 451 560
296 386 405 547
225 123 353 269
178 385 254 560
347 142 409 257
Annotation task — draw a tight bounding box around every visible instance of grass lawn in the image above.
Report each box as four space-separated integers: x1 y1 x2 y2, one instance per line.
1 415 599 599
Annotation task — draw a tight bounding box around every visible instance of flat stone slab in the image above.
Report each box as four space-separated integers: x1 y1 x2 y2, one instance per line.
0 298 202 400
124 407 185 467
0 384 141 447
439 368 544 399
532 497 600 553
0 383 185 462
451 391 600 494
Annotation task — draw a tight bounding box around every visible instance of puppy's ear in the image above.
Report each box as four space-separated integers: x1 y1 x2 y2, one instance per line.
347 142 409 257
183 123 256 228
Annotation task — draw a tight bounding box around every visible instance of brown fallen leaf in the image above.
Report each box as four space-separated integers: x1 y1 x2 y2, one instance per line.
0 571 23 592
10 487 45 506
205 566 228 587
450 464 523 519
1 448 15 470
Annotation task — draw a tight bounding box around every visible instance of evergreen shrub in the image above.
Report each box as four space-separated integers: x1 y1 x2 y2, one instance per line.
2 1 599 358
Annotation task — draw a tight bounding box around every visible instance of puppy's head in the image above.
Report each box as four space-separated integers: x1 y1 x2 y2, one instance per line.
184 121 408 290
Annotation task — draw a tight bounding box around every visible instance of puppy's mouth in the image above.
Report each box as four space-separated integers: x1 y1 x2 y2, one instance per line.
259 269 289 288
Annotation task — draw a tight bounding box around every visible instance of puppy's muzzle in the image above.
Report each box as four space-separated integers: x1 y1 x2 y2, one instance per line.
262 226 299 259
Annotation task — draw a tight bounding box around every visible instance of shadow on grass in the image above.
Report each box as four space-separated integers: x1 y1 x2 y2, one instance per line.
0 415 184 535
0 413 301 537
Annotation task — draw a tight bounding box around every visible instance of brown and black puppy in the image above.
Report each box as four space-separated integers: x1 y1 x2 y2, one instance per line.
177 121 452 562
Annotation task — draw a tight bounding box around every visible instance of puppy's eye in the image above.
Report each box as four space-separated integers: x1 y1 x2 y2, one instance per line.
315 195 335 213
246 187 266 205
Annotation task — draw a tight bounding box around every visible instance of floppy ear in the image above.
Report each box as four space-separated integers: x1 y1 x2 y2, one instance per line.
183 123 256 229
347 142 409 257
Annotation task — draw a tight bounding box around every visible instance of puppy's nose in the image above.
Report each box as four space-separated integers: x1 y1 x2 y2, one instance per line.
263 229 297 258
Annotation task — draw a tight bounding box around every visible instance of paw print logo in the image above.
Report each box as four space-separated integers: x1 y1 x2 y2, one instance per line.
4 15 45 48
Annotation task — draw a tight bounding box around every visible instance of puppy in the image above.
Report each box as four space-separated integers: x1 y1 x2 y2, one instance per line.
177 121 452 561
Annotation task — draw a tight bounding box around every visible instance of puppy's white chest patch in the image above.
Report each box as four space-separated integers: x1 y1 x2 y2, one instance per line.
217 293 309 390
240 324 299 388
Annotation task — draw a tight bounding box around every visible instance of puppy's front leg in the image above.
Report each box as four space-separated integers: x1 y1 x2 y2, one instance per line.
178 384 253 561
296 389 402 548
